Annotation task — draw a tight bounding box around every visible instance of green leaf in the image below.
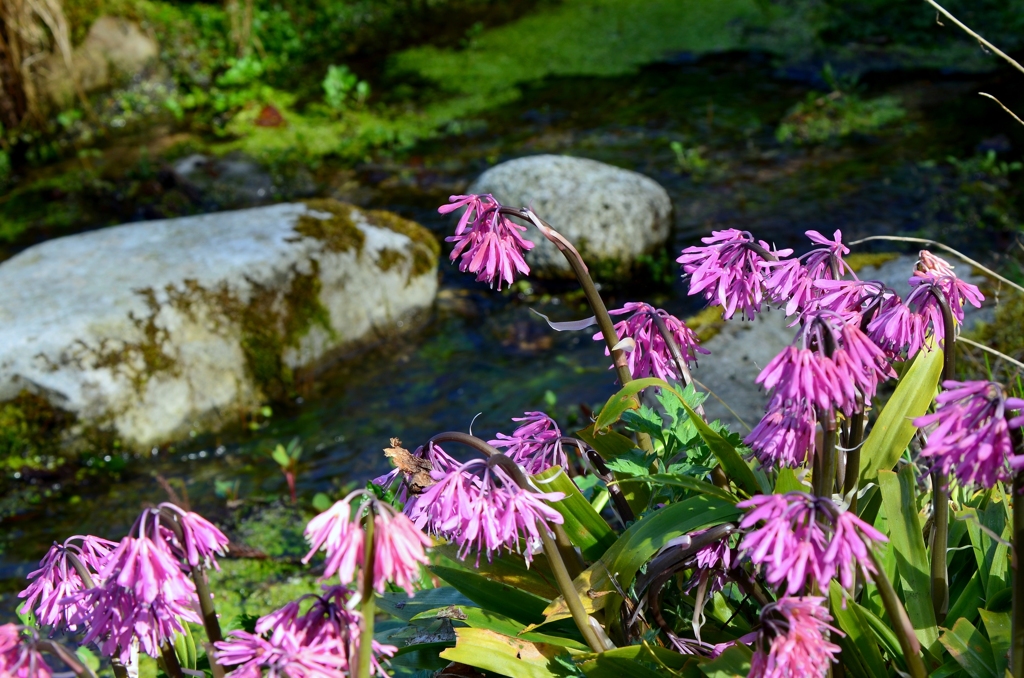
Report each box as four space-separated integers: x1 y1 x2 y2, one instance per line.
878 467 940 655
979 609 1011 677
774 467 806 494
311 492 333 512
699 644 752 678
674 393 763 497
172 624 198 670
857 601 908 672
575 424 636 461
438 627 575 678
532 467 617 561
75 646 100 673
940 618 997 678
271 446 291 467
604 454 650 477
948 570 984 626
593 378 666 432
377 587 475 623
859 348 942 485
577 644 695 675
644 474 737 502
829 581 888 678
431 565 551 625
434 544 561 599
411 606 588 650
621 406 665 442
539 495 740 622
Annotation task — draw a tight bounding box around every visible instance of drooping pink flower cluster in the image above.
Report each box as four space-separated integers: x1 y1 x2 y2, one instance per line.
490 411 567 475
159 503 231 570
68 509 202 661
915 380 1024 489
440 194 534 290
764 230 851 316
748 597 841 678
685 529 734 596
18 535 116 631
0 625 53 678
677 229 792 320
747 312 894 468
814 279 899 328
303 491 431 596
592 302 709 382
868 251 983 358
737 493 886 594
216 587 396 678
372 441 460 505
407 459 565 564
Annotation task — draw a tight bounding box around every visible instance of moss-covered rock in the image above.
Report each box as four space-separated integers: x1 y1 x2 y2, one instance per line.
0 200 439 451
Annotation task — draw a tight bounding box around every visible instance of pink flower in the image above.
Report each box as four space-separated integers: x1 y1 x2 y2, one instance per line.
0 625 53 678
685 529 734 596
915 380 1024 489
814 279 899 327
216 587 395 678
592 302 709 382
744 398 816 469
158 503 229 570
373 442 460 506
866 298 926 358
913 250 984 324
677 229 792 320
490 412 567 475
18 535 116 631
67 509 200 661
756 346 843 415
303 492 431 595
440 194 534 290
737 493 885 594
407 459 564 564
764 230 850 316
749 597 841 678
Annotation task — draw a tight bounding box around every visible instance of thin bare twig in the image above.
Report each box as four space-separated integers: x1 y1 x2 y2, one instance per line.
957 336 1024 373
979 93 1024 128
922 0 1024 76
848 235 1024 296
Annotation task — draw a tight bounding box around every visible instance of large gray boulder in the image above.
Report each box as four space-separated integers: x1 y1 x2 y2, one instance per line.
0 200 439 448
468 155 672 278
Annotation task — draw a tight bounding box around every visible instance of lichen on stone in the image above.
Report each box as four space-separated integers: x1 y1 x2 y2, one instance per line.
363 208 440 279
376 247 407 272
845 252 900 272
296 199 366 254
90 287 180 391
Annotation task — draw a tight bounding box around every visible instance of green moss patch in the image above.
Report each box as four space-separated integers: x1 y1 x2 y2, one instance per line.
295 199 366 254
363 208 440 279
0 392 75 473
845 252 900 273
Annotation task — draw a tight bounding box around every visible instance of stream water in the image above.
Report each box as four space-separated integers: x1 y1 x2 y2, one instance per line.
2 51 1023 602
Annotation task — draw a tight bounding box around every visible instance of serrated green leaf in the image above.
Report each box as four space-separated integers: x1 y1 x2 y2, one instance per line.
979 609 1011 677
438 627 575 678
604 455 650 477
699 643 752 678
575 423 650 514
539 495 741 623
940 618 997 678
829 581 888 678
879 467 940 655
431 565 551 625
532 467 617 561
859 347 942 485
621 406 665 442
674 395 763 497
593 378 666 432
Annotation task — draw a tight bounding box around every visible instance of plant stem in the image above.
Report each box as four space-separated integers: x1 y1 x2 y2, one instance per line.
191 566 226 678
1012 430 1024 678
552 523 585 579
111 659 129 678
921 0 1024 76
867 551 927 678
36 639 97 678
536 524 606 653
648 309 706 421
160 642 184 678
356 510 377 678
928 287 956 623
844 409 865 512
819 410 837 498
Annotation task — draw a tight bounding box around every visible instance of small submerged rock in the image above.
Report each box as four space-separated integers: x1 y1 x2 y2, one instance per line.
0 200 439 449
468 154 672 279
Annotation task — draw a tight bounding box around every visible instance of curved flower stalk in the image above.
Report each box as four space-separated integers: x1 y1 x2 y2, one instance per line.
439 194 534 289
2 624 54 678
67 509 201 663
914 380 1024 489
302 490 431 596
748 597 841 678
764 229 852 317
489 411 568 475
592 302 709 382
18 535 116 632
215 587 395 678
407 458 565 565
677 229 791 320
737 493 887 594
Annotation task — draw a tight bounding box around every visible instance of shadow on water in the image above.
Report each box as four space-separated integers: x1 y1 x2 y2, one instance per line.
3 51 1024 596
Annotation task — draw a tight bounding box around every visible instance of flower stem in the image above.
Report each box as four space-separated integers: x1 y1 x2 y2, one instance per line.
356 510 377 678
536 524 606 653
819 409 837 499
36 639 97 678
927 286 956 623
110 659 129 678
843 408 865 512
191 566 226 678
159 642 184 678
867 551 927 678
